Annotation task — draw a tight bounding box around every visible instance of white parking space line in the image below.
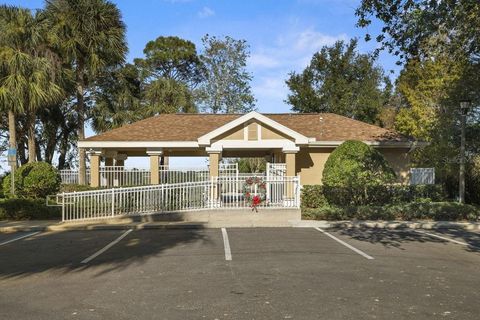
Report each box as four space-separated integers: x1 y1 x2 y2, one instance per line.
0 232 40 246
314 227 374 260
414 230 475 247
221 228 232 261
81 229 133 264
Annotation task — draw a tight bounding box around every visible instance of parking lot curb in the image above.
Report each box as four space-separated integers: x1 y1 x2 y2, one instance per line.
0 222 208 233
293 220 480 231
2 220 480 233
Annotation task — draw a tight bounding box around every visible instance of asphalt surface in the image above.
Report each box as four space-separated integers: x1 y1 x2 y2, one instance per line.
0 227 479 320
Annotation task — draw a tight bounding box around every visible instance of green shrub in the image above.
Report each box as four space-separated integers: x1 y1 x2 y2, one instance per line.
2 173 13 198
2 162 61 199
302 202 480 221
322 140 396 205
321 184 446 206
302 183 446 207
301 185 328 208
0 198 61 220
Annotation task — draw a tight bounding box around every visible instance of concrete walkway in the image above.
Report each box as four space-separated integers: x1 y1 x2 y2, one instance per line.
1 218 480 233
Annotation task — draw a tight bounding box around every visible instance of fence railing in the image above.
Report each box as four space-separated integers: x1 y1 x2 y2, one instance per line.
53 175 300 222
60 169 91 185
60 163 240 188
100 166 150 187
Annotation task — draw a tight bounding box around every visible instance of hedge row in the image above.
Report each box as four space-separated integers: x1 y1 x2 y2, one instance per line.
301 184 446 207
302 202 480 221
0 199 61 220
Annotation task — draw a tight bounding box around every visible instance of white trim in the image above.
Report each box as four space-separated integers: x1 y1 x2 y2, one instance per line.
210 139 297 150
78 141 199 149
146 148 164 156
79 139 419 150
282 147 300 153
197 111 310 145
307 140 418 148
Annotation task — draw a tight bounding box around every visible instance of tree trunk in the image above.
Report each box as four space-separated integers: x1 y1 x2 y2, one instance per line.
76 62 87 184
27 111 37 163
8 109 17 169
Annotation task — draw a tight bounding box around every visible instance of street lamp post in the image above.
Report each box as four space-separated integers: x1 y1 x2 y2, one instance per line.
459 100 471 204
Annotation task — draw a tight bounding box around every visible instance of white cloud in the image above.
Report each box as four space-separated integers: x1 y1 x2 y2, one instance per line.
249 54 280 68
198 6 215 18
293 29 348 52
248 27 349 112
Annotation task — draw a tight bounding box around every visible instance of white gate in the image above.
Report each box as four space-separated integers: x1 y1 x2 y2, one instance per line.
266 163 287 202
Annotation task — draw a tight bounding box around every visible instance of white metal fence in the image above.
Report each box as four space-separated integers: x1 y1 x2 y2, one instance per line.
410 168 435 185
60 169 91 185
60 164 239 187
53 175 300 222
100 166 150 187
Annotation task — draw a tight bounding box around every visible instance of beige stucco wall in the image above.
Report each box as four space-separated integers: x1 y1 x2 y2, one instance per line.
295 147 410 185
296 148 334 185
212 126 244 141
379 149 410 184
212 120 295 142
261 123 292 140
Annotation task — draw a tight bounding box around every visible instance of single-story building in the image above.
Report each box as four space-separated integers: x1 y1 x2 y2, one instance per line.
78 111 418 187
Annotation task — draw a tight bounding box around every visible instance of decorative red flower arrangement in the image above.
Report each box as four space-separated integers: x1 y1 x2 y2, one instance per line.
243 177 266 212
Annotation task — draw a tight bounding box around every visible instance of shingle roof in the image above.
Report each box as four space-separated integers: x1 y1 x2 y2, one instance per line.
83 113 408 142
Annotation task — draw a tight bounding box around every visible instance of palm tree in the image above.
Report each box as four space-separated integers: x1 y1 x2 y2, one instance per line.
0 5 63 165
45 0 127 184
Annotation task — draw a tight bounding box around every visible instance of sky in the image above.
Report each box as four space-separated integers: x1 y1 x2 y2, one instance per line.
3 0 398 168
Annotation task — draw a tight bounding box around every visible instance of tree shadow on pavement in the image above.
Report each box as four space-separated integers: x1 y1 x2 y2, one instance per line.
0 228 216 280
333 227 480 253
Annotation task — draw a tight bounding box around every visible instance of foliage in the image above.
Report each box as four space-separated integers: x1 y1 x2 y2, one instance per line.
302 202 480 222
394 56 464 140
134 36 204 88
45 0 128 182
0 198 61 220
133 36 201 116
196 35 256 113
91 63 144 133
301 185 328 209
466 155 480 205
392 51 480 203
302 184 446 207
323 184 446 206
3 162 61 199
234 158 266 173
144 78 196 114
285 39 391 124
356 0 480 62
323 140 395 185
0 5 64 163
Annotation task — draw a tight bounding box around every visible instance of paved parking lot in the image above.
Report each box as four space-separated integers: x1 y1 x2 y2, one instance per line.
1 227 479 320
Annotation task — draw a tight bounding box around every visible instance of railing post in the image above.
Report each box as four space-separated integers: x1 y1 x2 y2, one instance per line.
61 192 65 222
111 188 115 217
